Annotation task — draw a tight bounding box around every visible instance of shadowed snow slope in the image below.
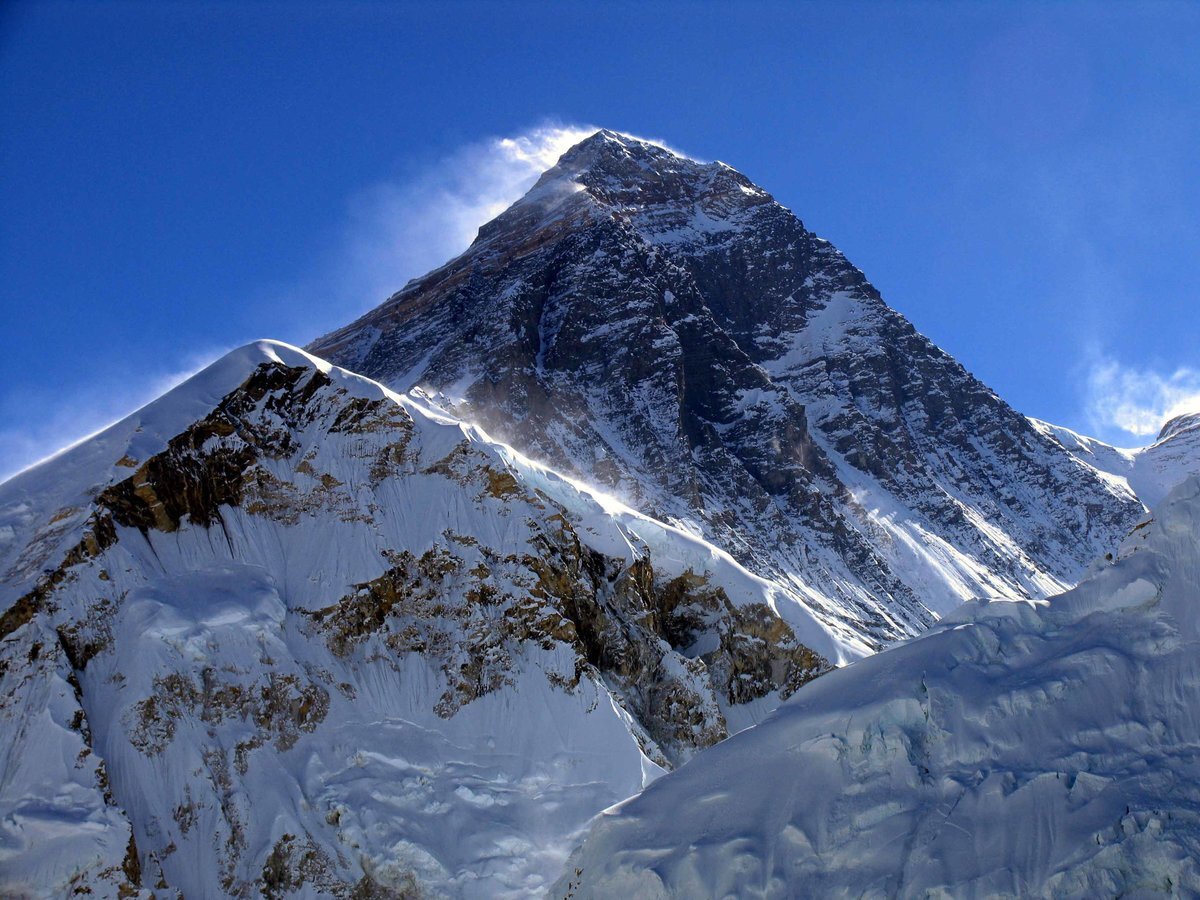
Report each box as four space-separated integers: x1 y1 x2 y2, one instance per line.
0 341 837 898
556 476 1200 898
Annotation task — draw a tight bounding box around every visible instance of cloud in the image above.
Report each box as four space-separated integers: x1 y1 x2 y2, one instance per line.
308 122 599 333
296 122 701 339
0 347 230 483
1084 356 1200 443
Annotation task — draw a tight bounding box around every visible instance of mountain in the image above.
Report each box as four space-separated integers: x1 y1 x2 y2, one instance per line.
1 130 1180 898
555 475 1200 898
0 342 835 898
1034 412 1200 510
311 129 1142 653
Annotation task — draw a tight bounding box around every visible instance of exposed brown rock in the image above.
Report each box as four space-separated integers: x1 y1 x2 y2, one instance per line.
119 832 142 897
128 669 329 756
1 514 116 641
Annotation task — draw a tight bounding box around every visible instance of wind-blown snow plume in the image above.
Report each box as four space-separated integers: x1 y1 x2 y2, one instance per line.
0 125 601 484
318 124 692 327
328 123 597 316
1085 355 1200 442
0 347 228 482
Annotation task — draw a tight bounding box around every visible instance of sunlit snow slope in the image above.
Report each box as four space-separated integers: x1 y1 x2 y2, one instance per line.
1034 412 1200 509
557 477 1200 898
0 341 836 898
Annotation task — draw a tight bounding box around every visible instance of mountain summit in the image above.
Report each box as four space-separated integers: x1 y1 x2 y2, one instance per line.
312 129 1143 652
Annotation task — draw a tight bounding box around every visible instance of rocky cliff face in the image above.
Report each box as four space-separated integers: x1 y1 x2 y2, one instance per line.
0 342 833 898
0 130 1168 898
312 129 1142 650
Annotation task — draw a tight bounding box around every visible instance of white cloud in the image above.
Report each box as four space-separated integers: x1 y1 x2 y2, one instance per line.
297 123 700 338
312 122 598 331
0 347 230 483
1084 357 1200 443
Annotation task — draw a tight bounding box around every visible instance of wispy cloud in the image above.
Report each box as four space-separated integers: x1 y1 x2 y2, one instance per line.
306 122 598 333
0 346 230 483
1084 356 1200 444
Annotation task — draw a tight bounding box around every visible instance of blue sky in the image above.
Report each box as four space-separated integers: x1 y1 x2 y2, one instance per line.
2 1 1198 479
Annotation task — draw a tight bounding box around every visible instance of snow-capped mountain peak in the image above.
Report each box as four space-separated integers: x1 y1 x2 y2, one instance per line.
312 129 1144 652
4 129 1189 898
1157 410 1200 443
1033 410 1200 510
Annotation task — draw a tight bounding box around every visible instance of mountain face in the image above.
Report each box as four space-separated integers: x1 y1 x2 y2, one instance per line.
0 342 833 898
556 476 1200 898
312 129 1142 653
0 131 1179 899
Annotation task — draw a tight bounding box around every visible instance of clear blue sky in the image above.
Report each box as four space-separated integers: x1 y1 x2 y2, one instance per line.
2 1 1198 479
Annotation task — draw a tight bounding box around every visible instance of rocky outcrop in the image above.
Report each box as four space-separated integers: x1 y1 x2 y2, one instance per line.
41 358 828 757
554 477 1200 898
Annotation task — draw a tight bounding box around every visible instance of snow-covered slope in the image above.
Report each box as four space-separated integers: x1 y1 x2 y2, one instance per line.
556 476 1200 898
312 129 1142 652
0 341 838 898
1034 412 1200 508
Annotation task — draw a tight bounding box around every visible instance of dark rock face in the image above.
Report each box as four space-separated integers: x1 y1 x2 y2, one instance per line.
312 130 1143 647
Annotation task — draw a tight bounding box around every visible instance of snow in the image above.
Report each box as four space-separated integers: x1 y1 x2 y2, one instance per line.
480 433 851 663
1032 415 1200 509
758 290 862 378
556 476 1200 897
310 129 1147 659
6 128 1196 895
0 620 138 896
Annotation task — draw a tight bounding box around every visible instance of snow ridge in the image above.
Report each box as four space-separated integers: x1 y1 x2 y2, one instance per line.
1033 413 1200 508
0 341 835 897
